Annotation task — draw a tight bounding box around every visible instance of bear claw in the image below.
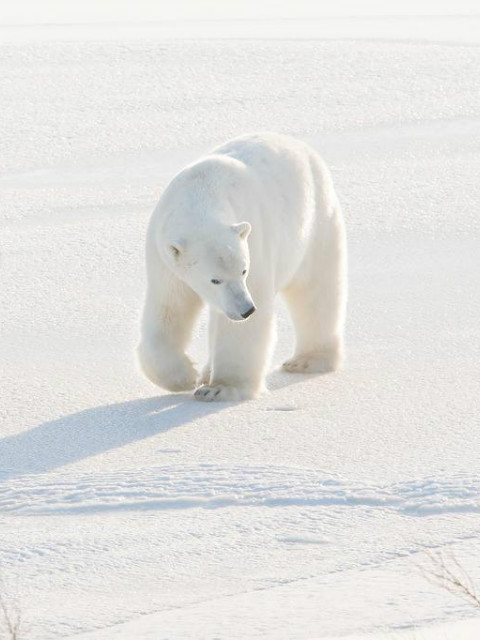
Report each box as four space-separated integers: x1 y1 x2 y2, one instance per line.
193 383 257 402
194 385 225 402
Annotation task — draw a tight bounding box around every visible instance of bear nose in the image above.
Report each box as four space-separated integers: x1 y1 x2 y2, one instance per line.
242 306 256 319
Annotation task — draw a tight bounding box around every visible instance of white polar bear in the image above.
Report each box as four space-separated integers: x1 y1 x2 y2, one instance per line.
137 132 347 402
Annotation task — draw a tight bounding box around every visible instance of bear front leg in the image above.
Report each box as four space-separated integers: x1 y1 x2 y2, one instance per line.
197 311 217 386
194 301 274 402
137 278 202 392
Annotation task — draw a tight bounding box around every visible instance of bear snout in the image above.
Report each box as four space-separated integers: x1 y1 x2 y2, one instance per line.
241 306 256 319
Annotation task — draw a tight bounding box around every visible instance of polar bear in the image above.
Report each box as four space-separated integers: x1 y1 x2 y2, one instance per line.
137 132 347 401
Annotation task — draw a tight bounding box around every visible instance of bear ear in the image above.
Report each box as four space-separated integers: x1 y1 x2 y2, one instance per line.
231 222 251 240
166 241 184 259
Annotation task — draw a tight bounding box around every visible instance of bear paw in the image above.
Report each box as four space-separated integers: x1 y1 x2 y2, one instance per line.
137 344 198 392
282 350 342 374
163 364 199 392
193 383 256 402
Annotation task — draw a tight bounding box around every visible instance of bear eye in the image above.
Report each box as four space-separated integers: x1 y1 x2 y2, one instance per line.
242 269 247 275
211 279 222 285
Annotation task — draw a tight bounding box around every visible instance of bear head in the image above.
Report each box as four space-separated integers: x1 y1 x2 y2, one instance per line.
163 221 256 322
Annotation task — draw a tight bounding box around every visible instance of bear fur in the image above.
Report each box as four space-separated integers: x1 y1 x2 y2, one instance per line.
137 132 347 401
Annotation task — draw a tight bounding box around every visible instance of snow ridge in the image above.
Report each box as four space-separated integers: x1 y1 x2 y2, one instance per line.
1 465 478 516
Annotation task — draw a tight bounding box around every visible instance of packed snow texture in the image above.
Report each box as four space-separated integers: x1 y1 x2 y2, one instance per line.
1 10 480 640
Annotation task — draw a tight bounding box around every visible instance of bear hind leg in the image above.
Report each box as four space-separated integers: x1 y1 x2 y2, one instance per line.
282 215 347 374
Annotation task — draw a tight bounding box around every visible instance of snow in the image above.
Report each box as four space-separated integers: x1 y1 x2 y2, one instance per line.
1 6 480 639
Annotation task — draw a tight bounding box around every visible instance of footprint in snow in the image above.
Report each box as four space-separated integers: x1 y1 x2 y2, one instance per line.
264 405 299 412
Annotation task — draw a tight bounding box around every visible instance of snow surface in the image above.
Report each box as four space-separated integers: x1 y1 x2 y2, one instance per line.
1 8 480 639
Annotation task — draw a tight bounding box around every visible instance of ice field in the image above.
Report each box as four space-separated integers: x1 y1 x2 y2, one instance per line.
1 6 480 639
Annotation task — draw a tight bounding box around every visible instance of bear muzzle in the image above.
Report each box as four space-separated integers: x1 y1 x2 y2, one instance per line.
241 306 256 319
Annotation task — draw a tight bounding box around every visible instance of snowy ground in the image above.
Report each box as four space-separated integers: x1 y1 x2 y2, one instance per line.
1 8 480 640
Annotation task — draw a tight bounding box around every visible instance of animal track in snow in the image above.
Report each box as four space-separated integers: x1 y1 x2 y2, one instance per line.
0 465 479 516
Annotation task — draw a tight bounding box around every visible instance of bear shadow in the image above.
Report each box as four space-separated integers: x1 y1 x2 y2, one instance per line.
0 369 312 482
0 393 224 482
